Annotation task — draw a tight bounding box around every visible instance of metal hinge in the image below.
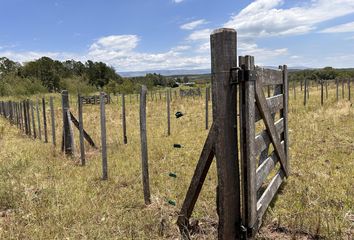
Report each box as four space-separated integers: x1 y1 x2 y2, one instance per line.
230 67 257 85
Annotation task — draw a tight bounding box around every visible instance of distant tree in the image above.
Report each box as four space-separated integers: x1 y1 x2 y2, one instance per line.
0 57 20 75
183 76 189 83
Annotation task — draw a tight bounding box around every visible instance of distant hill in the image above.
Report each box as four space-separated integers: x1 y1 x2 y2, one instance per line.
119 69 211 77
119 66 313 77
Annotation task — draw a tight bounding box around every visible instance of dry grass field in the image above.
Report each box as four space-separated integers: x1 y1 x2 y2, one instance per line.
0 84 353 239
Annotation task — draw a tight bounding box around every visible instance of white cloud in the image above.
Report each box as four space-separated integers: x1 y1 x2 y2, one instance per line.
0 50 85 63
320 21 354 33
86 35 208 71
3 1 354 71
171 45 191 51
181 19 208 30
187 28 212 41
224 0 354 37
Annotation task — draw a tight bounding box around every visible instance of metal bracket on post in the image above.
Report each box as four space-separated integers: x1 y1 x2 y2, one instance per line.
230 67 257 85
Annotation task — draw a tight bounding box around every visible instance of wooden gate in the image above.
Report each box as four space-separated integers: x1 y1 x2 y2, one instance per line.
238 56 289 238
177 28 289 239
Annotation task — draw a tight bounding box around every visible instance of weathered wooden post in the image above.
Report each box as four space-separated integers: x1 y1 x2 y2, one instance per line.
30 101 37 138
26 100 32 136
100 92 108 180
166 89 171 136
239 56 256 238
23 100 29 135
42 98 48 143
210 28 241 239
321 80 324 106
122 94 127 144
36 99 42 140
50 97 56 146
348 79 351 101
304 79 307 106
139 85 151 205
293 80 296 100
336 79 339 102
78 94 85 166
61 91 74 155
342 79 345 99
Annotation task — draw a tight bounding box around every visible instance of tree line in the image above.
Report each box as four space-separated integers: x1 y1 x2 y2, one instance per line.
289 67 354 82
2 55 354 97
0 57 177 96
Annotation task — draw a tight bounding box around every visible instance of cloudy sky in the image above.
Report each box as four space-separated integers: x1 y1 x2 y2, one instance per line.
0 0 354 72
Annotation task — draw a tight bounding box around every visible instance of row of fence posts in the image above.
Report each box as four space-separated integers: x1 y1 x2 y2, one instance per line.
0 87 210 205
281 79 351 106
0 97 57 146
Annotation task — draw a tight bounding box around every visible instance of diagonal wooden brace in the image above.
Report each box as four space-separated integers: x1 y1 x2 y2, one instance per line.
177 123 216 239
255 83 289 177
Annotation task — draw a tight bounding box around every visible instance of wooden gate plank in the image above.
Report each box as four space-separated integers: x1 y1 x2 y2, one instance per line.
256 141 284 190
257 169 285 220
255 118 284 159
255 83 288 177
256 67 283 85
255 94 283 122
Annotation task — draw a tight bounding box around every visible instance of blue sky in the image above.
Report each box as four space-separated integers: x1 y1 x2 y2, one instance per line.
0 0 354 72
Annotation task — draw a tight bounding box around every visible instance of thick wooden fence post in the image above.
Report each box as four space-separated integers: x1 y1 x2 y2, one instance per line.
166 89 171 136
61 91 74 155
122 94 127 144
26 100 32 136
304 79 307 106
30 101 37 138
23 100 29 135
139 85 151 205
36 99 42 140
100 92 108 180
342 79 345 99
42 98 48 143
293 80 296 100
78 94 85 166
210 28 241 239
50 97 56 146
321 80 324 106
